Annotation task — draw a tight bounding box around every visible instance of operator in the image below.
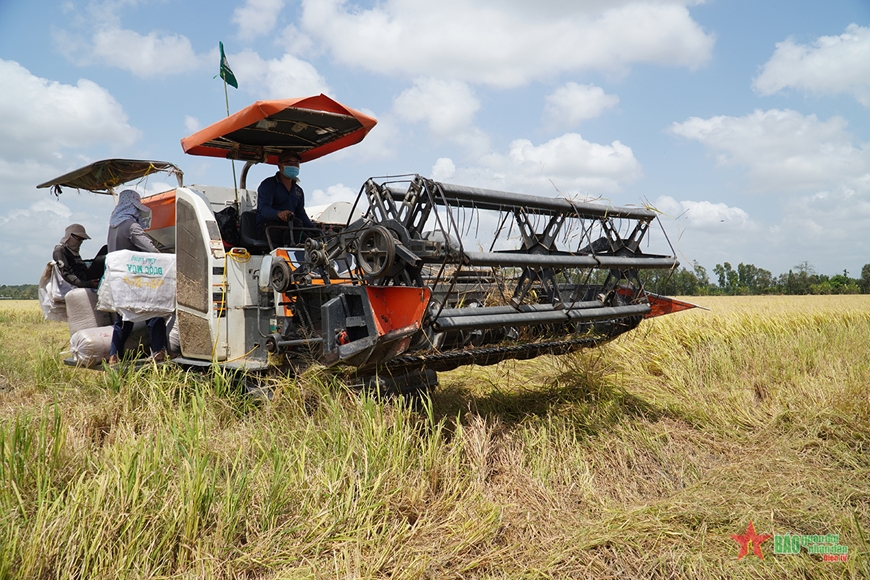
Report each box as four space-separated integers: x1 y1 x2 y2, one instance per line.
106 189 167 365
52 224 107 289
256 151 315 245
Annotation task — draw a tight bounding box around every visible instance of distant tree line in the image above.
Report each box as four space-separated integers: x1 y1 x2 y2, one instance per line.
0 285 38 300
3 262 869 300
642 261 870 296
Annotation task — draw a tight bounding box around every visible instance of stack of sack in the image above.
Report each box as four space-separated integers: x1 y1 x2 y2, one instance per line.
65 250 177 367
67 288 155 368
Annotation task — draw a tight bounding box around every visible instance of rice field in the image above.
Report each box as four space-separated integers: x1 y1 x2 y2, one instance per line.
0 296 868 578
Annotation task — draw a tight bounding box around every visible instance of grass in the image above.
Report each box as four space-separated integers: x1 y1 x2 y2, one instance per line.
0 296 868 578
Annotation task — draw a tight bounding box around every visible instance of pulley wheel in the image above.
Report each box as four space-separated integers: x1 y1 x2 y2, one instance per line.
270 258 293 293
357 225 396 278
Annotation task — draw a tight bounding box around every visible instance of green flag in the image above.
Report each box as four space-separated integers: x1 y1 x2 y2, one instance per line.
219 42 238 89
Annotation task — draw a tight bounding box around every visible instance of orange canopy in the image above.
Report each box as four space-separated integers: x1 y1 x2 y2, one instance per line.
180 94 377 165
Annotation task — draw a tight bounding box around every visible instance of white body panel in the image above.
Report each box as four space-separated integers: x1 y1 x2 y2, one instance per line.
225 252 266 360
173 187 228 361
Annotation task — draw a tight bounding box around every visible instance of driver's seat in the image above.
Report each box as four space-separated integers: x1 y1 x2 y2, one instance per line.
239 211 269 253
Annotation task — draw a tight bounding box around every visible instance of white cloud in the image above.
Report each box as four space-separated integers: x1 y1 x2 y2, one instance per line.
762 185 870 273
340 109 400 161
1 199 72 224
651 195 772 271
502 134 641 192
0 59 139 165
52 1 209 77
393 78 490 154
431 158 456 181
88 27 205 76
230 50 331 98
233 0 286 41
754 24 870 106
309 183 357 206
299 0 714 87
652 181 870 275
449 133 642 195
544 82 619 128
0 158 62 195
0 198 111 285
394 79 479 135
278 24 315 55
654 195 756 230
184 116 200 133
668 109 870 192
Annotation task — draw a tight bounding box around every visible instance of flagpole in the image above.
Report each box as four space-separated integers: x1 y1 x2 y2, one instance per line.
223 78 240 207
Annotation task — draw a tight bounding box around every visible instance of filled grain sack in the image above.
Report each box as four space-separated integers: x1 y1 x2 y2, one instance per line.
68 326 113 367
167 315 180 356
66 287 114 335
97 250 176 323
37 262 71 321
68 322 152 367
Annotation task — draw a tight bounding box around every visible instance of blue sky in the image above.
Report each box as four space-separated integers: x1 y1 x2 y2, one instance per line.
1 0 869 285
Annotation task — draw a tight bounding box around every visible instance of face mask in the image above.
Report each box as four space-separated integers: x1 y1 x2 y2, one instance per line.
67 236 83 253
139 209 152 229
282 165 300 180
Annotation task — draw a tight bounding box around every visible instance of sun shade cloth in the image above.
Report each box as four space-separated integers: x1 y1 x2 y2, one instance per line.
180 94 377 164
36 159 183 195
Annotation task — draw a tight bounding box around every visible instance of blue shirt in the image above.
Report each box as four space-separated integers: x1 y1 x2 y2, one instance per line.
256 174 313 230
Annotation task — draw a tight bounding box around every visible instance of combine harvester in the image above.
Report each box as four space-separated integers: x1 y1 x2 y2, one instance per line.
39 95 695 393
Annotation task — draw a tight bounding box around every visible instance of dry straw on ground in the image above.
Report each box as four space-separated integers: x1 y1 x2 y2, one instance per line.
0 296 868 578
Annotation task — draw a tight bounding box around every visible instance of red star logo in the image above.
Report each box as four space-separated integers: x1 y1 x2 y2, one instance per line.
731 521 772 560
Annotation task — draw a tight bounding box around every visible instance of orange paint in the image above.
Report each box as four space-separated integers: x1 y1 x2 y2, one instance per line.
143 189 176 231
366 286 431 337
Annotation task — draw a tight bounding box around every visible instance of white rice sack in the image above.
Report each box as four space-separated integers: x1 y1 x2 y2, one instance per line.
97 250 176 323
69 326 113 367
68 322 153 367
66 288 113 335
167 315 180 356
37 262 69 322
96 274 114 313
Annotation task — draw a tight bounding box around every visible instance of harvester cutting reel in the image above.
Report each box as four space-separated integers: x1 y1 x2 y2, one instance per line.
348 176 680 372
266 174 683 383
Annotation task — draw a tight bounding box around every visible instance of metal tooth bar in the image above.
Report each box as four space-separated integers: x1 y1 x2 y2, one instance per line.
461 251 678 269
276 338 324 348
432 303 651 332
388 180 658 220
435 301 604 319
595 256 679 268
463 251 597 267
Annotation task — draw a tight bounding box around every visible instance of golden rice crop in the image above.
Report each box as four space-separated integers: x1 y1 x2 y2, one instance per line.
0 296 868 578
